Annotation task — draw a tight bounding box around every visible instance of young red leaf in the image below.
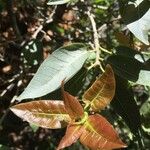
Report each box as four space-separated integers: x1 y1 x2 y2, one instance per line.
61 81 84 120
57 124 84 150
80 114 126 150
83 64 115 112
10 100 71 129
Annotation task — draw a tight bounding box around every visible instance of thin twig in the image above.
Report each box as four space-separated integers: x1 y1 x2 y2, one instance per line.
32 6 57 39
87 10 100 63
87 9 102 71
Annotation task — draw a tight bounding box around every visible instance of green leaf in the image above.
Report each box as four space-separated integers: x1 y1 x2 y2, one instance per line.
10 100 71 129
17 43 88 101
136 70 150 86
107 55 143 82
112 76 141 135
47 0 71 5
119 0 150 45
29 123 39 132
115 46 141 59
127 8 150 45
107 54 150 86
0 145 10 150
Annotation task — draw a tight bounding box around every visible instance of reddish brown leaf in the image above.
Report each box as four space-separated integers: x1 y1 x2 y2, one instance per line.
10 100 71 129
115 32 132 48
57 125 84 150
61 81 84 120
80 114 127 150
83 64 115 112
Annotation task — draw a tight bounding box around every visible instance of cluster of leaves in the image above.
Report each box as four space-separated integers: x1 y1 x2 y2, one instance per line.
0 0 150 149
10 65 127 150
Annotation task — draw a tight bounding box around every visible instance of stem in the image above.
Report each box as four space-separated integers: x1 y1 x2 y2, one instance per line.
32 6 57 39
87 10 100 65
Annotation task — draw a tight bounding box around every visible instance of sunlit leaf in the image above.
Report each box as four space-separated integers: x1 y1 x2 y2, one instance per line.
124 0 150 45
10 100 71 129
80 114 126 150
47 0 71 5
127 9 150 45
83 65 115 111
17 43 88 101
61 81 84 120
57 125 83 150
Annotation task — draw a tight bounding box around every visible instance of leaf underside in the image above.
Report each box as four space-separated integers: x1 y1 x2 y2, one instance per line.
17 43 88 101
80 114 126 150
10 100 71 129
83 64 115 111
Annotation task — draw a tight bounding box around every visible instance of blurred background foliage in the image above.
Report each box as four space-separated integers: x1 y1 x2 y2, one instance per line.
0 0 150 149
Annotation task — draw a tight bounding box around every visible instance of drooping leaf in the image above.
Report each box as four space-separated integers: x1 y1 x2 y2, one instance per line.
57 125 83 150
107 55 150 86
112 75 141 135
83 65 115 112
10 100 71 129
115 46 150 63
119 0 150 24
80 114 126 150
61 81 84 120
17 43 88 101
119 0 150 45
47 0 71 5
127 9 150 45
115 46 141 59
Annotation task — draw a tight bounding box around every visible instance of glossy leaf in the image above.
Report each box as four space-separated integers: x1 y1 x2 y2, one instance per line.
47 0 71 5
17 43 88 101
83 65 115 111
80 114 126 150
61 81 84 120
10 100 71 129
57 125 83 150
